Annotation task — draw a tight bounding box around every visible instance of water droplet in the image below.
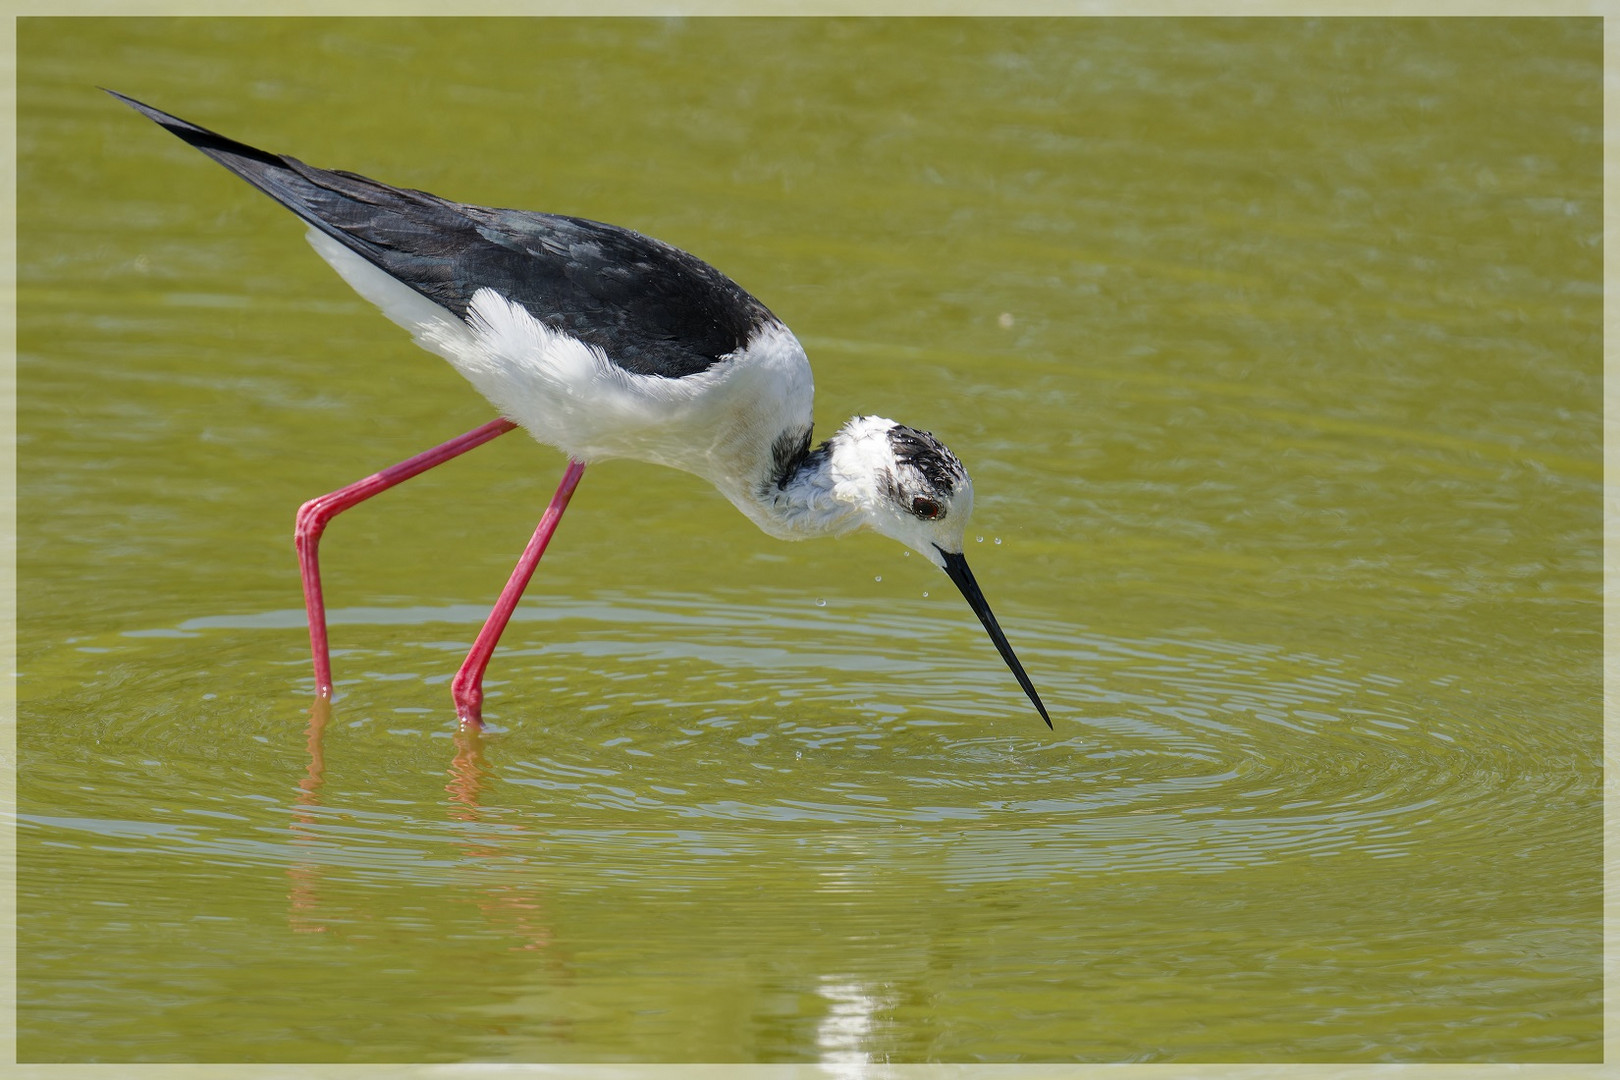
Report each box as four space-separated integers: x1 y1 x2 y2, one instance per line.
922 591 930 598
976 535 984 543
874 575 882 583
902 550 911 557
994 537 1003 545
815 598 827 608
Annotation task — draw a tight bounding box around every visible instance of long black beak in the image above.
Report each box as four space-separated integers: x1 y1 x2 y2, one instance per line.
937 547 1052 728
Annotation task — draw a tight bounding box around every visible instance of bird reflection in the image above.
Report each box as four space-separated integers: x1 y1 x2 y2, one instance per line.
445 724 556 952
286 697 331 934
816 975 895 1071
285 699 555 954
446 724 488 817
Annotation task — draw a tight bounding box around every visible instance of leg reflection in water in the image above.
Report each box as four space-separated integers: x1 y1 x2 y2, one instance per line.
285 698 557 954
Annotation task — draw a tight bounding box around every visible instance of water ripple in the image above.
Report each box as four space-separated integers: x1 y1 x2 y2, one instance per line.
24 591 1583 891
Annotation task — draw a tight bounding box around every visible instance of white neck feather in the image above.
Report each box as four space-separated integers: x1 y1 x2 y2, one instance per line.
710 430 854 541
716 415 910 542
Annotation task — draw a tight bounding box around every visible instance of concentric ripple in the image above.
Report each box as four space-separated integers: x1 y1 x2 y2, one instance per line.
22 590 1581 895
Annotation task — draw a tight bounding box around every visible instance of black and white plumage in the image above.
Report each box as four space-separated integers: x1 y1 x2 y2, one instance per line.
111 89 1051 728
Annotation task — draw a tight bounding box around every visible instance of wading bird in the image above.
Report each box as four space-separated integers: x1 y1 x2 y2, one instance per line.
112 90 1051 729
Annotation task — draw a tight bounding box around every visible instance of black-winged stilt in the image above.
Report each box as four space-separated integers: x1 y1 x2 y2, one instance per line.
111 90 1052 729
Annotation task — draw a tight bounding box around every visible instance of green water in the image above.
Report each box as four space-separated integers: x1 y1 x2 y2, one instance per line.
16 17 1601 1065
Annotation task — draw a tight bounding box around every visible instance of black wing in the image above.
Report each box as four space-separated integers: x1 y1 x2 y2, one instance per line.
108 89 777 378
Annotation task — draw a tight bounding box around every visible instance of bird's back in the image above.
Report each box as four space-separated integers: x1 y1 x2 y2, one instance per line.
112 90 777 379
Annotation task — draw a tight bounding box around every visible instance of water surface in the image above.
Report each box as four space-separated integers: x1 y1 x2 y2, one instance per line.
16 16 1601 1064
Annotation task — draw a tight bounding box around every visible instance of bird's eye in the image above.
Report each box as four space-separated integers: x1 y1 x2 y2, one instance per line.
911 496 944 520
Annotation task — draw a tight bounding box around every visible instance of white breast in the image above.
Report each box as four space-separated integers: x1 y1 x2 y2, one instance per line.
305 228 816 489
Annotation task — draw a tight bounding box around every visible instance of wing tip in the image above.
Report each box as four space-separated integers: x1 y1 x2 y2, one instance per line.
103 87 199 135
105 87 288 172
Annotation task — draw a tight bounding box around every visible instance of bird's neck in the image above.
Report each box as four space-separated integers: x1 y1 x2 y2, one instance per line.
713 425 863 541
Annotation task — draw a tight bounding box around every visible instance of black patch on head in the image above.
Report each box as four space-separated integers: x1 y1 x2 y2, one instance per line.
886 425 966 500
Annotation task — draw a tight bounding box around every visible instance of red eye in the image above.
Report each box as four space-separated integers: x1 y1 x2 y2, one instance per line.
911 496 943 520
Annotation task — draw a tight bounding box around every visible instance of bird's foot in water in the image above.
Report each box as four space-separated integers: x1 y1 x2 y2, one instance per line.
452 677 484 730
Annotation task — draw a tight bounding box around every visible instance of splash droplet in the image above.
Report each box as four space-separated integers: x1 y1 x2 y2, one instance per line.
994 537 1003 545
874 575 882 583
815 598 827 608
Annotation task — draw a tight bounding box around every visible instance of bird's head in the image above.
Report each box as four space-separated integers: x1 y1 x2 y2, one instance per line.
827 416 975 566
828 416 1051 727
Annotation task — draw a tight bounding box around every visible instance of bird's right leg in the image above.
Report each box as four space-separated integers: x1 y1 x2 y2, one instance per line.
450 458 586 728
295 417 519 698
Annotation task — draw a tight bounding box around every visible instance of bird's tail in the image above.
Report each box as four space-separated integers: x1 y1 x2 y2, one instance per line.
103 88 447 271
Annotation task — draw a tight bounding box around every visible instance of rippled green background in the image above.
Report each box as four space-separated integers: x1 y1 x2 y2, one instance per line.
17 16 1601 1064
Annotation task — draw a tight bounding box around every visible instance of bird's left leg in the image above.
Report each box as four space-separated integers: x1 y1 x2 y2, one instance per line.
295 418 519 698
451 458 588 728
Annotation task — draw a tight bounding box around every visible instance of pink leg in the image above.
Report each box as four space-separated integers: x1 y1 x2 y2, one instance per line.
452 458 587 727
295 418 519 697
